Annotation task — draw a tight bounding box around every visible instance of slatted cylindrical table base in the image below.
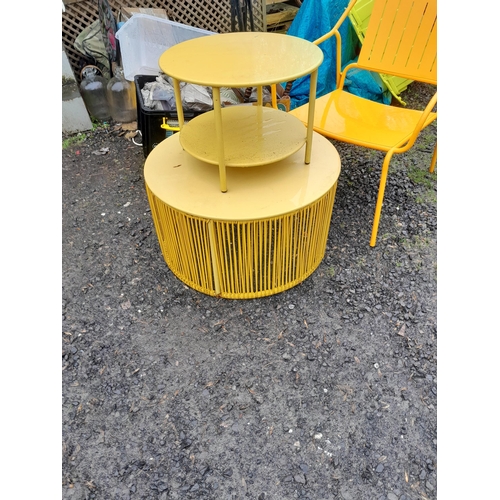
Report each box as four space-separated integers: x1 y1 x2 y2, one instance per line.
146 183 337 299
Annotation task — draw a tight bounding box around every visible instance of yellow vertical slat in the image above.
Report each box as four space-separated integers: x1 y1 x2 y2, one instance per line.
383 0 413 66
208 221 221 295
237 223 245 294
392 1 427 69
406 3 437 77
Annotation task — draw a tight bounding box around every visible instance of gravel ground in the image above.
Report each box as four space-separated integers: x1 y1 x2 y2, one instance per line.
62 82 437 500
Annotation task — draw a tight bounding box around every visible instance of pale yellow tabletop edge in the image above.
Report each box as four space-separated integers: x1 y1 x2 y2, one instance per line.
144 133 341 222
158 32 324 88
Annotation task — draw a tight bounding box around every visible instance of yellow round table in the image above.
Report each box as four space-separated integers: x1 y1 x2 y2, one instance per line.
158 32 324 192
144 131 341 299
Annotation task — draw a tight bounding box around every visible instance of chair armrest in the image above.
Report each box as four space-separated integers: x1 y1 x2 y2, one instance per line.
395 91 438 153
313 0 358 87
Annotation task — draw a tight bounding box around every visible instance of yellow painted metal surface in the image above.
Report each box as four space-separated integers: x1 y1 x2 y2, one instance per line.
212 87 227 192
144 132 341 298
288 0 437 247
348 0 413 105
159 32 322 191
180 105 307 167
145 132 340 220
359 0 437 84
291 90 437 150
158 32 324 87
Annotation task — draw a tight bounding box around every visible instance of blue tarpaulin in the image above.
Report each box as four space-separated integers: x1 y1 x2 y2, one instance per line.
285 0 391 109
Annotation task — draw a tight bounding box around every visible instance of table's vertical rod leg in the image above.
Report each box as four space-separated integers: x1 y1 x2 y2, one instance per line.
208 221 222 295
213 87 227 193
257 85 263 106
271 83 278 109
305 68 319 164
172 78 185 129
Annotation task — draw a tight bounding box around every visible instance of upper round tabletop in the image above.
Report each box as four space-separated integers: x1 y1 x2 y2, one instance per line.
158 32 324 87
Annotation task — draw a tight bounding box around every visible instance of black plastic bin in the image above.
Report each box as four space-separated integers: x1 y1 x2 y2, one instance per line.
134 75 207 158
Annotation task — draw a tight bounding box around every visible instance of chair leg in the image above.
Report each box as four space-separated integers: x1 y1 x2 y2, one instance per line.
429 143 437 173
370 151 394 247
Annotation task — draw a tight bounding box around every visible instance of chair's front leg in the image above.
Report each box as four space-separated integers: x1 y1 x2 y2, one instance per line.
370 150 394 247
429 143 437 173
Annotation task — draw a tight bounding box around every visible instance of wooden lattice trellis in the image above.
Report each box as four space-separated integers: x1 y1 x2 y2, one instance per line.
62 0 265 82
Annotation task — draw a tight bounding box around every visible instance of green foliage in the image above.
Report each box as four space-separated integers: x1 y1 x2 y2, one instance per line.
407 164 437 205
415 189 437 204
62 133 87 149
407 164 436 189
92 118 110 131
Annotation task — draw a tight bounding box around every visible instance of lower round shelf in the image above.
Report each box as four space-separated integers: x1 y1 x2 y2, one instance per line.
179 105 307 167
144 132 341 299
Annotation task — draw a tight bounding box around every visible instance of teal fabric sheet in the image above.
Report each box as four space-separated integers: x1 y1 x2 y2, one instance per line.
285 0 391 109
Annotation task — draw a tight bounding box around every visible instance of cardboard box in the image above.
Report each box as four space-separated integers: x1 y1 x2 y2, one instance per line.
119 7 169 23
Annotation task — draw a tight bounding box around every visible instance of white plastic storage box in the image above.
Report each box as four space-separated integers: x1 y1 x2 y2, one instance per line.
115 14 216 81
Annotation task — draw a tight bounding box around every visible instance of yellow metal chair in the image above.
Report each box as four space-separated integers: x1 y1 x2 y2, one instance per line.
290 0 437 247
348 0 413 106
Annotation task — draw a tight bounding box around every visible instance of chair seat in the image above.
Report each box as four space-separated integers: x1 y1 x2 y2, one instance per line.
290 90 437 151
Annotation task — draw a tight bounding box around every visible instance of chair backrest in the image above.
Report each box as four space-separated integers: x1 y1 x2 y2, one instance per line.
358 0 437 84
